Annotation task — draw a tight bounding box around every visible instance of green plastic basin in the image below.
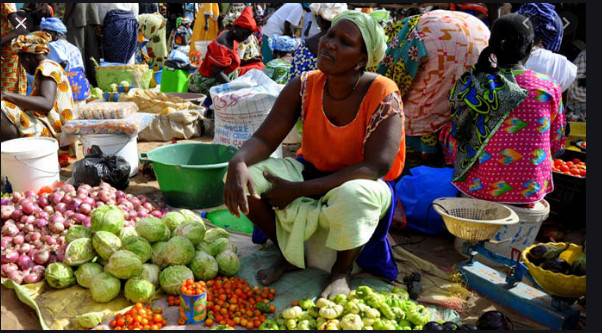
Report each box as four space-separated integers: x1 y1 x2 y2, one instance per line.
139 143 238 209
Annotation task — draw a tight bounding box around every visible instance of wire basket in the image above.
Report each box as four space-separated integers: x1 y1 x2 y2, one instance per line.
432 197 519 242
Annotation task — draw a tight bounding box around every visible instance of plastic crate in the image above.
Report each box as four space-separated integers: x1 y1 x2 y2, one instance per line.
545 150 586 225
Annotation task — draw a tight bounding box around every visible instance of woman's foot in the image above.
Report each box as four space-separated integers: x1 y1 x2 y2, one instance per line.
257 254 299 285
321 272 351 299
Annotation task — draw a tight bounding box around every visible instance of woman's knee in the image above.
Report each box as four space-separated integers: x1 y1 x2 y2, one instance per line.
1 110 20 142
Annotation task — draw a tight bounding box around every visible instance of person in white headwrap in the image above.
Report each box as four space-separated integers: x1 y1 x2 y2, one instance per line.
289 3 347 80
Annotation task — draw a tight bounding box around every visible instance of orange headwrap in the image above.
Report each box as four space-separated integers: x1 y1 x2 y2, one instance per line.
232 6 260 33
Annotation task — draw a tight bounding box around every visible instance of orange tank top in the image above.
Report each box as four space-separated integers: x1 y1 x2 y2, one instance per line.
297 71 406 181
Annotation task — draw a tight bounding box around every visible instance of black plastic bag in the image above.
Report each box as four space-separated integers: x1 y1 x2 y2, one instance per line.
72 145 131 190
163 59 197 71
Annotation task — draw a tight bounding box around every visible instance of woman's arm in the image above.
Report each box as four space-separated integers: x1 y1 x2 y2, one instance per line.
224 77 303 216
1 76 57 113
262 94 404 209
1 12 27 45
212 65 231 84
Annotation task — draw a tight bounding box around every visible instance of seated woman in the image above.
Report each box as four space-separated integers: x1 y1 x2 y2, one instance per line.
190 6 260 96
449 13 565 205
263 34 299 84
1 32 74 144
40 17 90 103
223 10 405 297
290 3 347 80
377 10 490 171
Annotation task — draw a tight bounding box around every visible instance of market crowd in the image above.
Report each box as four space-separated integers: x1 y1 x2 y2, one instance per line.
1 2 586 297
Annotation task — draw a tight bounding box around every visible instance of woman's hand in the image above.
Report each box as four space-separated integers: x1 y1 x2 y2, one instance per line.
261 172 302 210
224 160 259 218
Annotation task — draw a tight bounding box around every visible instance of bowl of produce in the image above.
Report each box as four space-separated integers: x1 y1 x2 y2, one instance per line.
522 242 586 298
139 143 238 209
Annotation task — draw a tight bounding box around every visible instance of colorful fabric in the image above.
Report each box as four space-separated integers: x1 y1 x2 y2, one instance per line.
566 50 586 121
1 3 27 94
233 6 260 33
297 71 406 182
309 3 348 21
39 17 67 35
222 3 246 27
450 67 529 182
11 31 52 54
452 69 565 204
241 157 393 274
102 10 139 63
264 58 292 84
289 42 317 81
2 60 74 142
516 3 563 53
399 10 490 136
170 24 193 50
189 70 238 96
65 67 90 101
189 3 219 56
377 15 426 98
48 39 85 72
138 13 168 69
198 31 241 78
237 34 261 60
331 10 389 69
450 3 488 17
268 34 300 52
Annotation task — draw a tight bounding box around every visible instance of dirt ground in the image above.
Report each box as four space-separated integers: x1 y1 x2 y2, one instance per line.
1 135 586 330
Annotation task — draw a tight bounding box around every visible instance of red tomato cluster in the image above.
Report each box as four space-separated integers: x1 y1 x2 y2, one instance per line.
553 158 586 178
180 279 207 296
205 276 276 329
108 303 166 330
167 295 180 306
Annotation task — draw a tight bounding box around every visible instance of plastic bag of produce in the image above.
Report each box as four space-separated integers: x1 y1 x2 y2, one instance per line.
72 145 131 190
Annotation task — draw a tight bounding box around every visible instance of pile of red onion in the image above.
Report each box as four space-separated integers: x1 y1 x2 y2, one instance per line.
1 182 168 284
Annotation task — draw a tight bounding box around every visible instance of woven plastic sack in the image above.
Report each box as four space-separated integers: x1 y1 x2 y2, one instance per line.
210 69 284 157
395 166 459 234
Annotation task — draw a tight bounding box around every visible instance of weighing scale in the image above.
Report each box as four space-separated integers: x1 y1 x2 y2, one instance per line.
432 197 584 330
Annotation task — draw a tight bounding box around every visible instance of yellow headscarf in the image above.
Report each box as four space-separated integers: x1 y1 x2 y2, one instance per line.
11 31 52 54
331 10 389 69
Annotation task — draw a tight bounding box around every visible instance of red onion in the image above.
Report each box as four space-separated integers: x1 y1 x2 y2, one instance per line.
23 270 43 284
1 205 15 219
23 224 34 233
73 213 87 224
30 232 41 242
64 210 75 220
143 202 153 211
19 243 32 255
1 236 12 248
106 199 116 206
11 192 23 203
21 200 36 215
16 222 25 230
151 210 163 218
1 198 9 206
24 190 35 197
77 192 88 201
79 203 92 215
31 206 41 215
49 222 64 234
48 254 57 264
1 263 18 277
61 184 75 193
46 236 57 245
18 255 34 270
13 234 25 245
78 184 92 192
62 219 74 229
38 195 49 208
55 202 67 213
83 197 95 206
43 205 55 214
115 190 126 200
50 214 65 225
7 270 24 284
38 211 49 220
24 215 36 224
10 208 23 220
94 202 105 208
67 198 81 211
55 249 65 262
49 192 63 205
32 265 45 275
1 249 19 263
82 216 91 228
36 218 48 228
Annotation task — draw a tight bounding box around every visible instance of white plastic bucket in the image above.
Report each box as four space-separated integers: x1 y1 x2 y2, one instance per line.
454 199 550 267
81 134 139 177
1 137 60 193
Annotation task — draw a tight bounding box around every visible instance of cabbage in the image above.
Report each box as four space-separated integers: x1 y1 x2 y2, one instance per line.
163 236 195 265
159 265 194 295
124 277 155 303
189 251 219 281
195 241 213 254
90 272 121 303
90 205 125 234
136 217 170 243
204 227 230 243
161 212 187 231
104 250 143 279
151 241 168 267
209 238 232 256
75 262 104 288
122 237 152 263
45 262 76 289
93 231 122 260
179 209 202 222
76 311 109 329
65 225 93 244
64 238 96 266
118 226 139 243
138 263 161 287
173 220 206 245
215 250 240 276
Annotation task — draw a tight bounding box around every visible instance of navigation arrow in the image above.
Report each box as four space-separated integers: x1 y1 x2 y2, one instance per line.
563 17 570 29
522 18 529 29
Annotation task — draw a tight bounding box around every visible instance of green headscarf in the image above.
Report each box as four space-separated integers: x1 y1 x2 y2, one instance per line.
331 10 389 69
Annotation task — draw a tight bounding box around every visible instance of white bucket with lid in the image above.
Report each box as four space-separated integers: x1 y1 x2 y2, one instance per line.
81 134 139 177
1 137 60 193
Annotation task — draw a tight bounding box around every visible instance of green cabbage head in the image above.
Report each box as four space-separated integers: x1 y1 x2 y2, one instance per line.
189 251 218 281
122 236 152 263
136 217 170 243
104 250 143 279
118 226 139 243
138 263 161 287
90 272 121 303
216 250 240 276
161 211 187 231
93 231 122 260
75 262 104 289
45 262 76 289
90 205 125 234
125 277 156 303
64 238 96 266
65 225 93 244
173 220 206 245
163 236 195 265
159 265 193 295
